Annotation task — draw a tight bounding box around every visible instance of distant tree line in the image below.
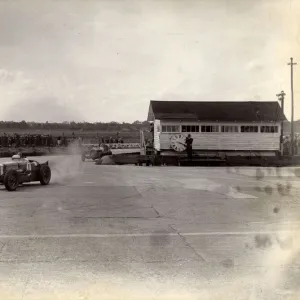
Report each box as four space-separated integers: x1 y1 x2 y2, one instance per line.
0 120 150 131
1 119 299 133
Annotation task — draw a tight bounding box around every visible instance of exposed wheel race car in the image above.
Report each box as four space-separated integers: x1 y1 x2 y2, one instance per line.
81 144 112 162
0 153 51 191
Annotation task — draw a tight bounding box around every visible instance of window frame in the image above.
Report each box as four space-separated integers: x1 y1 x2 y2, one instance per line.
221 125 239 133
260 125 278 133
201 125 219 133
161 125 181 133
240 125 259 133
181 125 200 133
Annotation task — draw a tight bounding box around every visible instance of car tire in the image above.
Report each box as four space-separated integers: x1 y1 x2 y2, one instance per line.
40 165 51 185
4 169 19 191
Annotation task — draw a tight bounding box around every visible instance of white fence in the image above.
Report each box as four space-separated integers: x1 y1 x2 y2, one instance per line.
83 143 141 149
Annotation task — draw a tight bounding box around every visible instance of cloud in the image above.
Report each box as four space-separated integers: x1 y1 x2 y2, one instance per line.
0 0 299 122
4 96 83 123
245 61 264 72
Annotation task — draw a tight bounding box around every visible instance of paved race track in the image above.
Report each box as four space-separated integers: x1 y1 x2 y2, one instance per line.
0 155 300 300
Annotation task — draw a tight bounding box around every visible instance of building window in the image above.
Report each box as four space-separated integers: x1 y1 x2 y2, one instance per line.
161 125 180 133
241 126 258 133
182 125 200 132
201 125 219 132
221 125 239 132
261 126 278 133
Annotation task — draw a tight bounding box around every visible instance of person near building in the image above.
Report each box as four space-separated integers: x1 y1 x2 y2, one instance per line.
185 134 193 160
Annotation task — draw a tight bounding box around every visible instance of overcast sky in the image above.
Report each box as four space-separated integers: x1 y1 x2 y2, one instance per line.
0 0 299 122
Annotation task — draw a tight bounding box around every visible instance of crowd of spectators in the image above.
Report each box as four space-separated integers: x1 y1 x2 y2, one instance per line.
283 134 300 155
0 133 125 148
1 132 299 155
96 136 124 144
0 133 57 148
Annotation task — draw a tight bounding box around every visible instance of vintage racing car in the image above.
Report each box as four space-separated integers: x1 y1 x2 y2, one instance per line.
81 144 112 162
0 153 51 191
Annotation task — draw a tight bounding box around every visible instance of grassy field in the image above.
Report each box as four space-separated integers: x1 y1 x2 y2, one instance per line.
0 129 141 143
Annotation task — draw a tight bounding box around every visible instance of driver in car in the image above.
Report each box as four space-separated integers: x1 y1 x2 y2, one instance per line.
16 152 28 161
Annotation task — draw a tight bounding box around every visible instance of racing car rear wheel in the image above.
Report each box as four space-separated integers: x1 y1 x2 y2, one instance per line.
4 170 19 191
40 165 51 185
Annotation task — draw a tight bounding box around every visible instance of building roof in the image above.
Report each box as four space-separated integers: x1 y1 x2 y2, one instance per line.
148 100 287 122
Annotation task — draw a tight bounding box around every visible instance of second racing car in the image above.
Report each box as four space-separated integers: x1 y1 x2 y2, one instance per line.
81 144 112 162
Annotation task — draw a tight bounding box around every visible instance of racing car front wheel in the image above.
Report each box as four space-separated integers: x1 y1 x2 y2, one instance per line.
40 165 51 185
4 169 19 191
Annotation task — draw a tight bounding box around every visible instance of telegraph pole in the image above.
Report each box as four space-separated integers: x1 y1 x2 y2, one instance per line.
276 90 286 156
288 57 297 156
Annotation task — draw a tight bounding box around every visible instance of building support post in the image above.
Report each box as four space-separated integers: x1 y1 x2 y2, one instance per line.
277 90 286 156
288 57 297 156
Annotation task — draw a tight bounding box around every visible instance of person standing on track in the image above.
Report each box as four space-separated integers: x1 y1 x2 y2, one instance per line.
185 134 193 160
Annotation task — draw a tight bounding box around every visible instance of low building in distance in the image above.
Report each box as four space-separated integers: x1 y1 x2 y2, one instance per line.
147 100 286 157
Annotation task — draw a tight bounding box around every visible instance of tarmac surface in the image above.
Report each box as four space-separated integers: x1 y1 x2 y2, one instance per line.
0 154 300 300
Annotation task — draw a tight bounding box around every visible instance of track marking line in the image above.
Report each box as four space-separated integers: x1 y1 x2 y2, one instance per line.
249 220 300 225
0 230 296 239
